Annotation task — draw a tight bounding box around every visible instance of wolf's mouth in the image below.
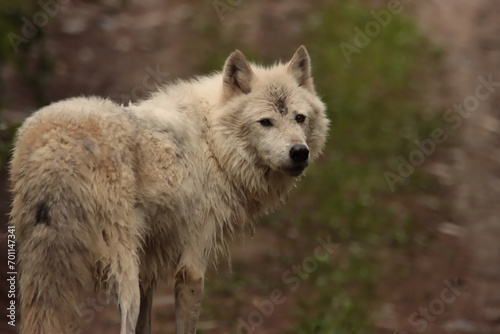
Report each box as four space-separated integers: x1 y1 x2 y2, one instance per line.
283 163 308 177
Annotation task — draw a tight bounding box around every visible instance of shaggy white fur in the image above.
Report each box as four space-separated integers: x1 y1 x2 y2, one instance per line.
10 46 329 334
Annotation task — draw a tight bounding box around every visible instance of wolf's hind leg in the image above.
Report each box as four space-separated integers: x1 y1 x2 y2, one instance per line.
174 265 205 334
135 287 153 334
120 284 140 334
110 244 141 334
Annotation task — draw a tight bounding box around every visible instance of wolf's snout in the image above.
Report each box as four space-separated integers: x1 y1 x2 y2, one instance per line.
289 144 309 162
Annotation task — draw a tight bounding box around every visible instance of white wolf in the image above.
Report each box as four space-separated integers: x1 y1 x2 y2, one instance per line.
9 46 329 334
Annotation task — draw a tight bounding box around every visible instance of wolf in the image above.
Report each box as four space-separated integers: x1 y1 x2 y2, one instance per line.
9 46 329 334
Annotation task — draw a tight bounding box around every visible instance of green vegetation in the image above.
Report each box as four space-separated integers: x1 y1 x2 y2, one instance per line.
0 0 54 107
0 0 53 170
0 121 18 171
198 1 443 333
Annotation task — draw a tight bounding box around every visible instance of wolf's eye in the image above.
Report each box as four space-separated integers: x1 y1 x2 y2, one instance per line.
295 114 306 123
258 119 273 127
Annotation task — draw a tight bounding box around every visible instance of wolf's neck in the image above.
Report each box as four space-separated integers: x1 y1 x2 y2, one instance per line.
207 125 295 222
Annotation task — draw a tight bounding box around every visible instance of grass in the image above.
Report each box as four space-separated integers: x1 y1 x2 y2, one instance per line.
194 0 443 333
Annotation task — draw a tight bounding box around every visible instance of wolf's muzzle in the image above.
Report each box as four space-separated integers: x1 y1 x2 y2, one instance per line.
289 144 309 162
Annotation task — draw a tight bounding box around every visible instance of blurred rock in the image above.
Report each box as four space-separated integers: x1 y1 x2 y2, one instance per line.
427 162 455 186
479 114 500 134
371 303 398 330
443 319 485 332
437 222 466 238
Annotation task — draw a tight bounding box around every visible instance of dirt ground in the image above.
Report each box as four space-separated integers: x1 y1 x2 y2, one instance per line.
410 1 500 332
2 0 500 333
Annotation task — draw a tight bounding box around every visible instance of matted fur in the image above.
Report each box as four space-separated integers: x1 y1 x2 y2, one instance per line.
9 46 329 334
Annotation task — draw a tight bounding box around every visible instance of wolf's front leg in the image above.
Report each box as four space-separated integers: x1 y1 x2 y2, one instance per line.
174 264 205 333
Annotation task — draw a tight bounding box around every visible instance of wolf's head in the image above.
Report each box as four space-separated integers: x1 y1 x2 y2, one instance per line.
210 46 329 191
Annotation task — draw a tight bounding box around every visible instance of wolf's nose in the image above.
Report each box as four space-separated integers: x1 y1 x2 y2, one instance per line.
290 144 309 162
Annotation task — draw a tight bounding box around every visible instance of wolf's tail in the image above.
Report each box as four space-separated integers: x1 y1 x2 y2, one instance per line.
13 189 94 334
10 147 95 334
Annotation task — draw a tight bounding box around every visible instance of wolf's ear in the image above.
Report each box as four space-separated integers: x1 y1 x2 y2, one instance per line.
222 50 254 100
288 45 314 92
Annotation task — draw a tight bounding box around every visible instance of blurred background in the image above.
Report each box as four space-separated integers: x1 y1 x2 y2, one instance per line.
1 0 500 333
